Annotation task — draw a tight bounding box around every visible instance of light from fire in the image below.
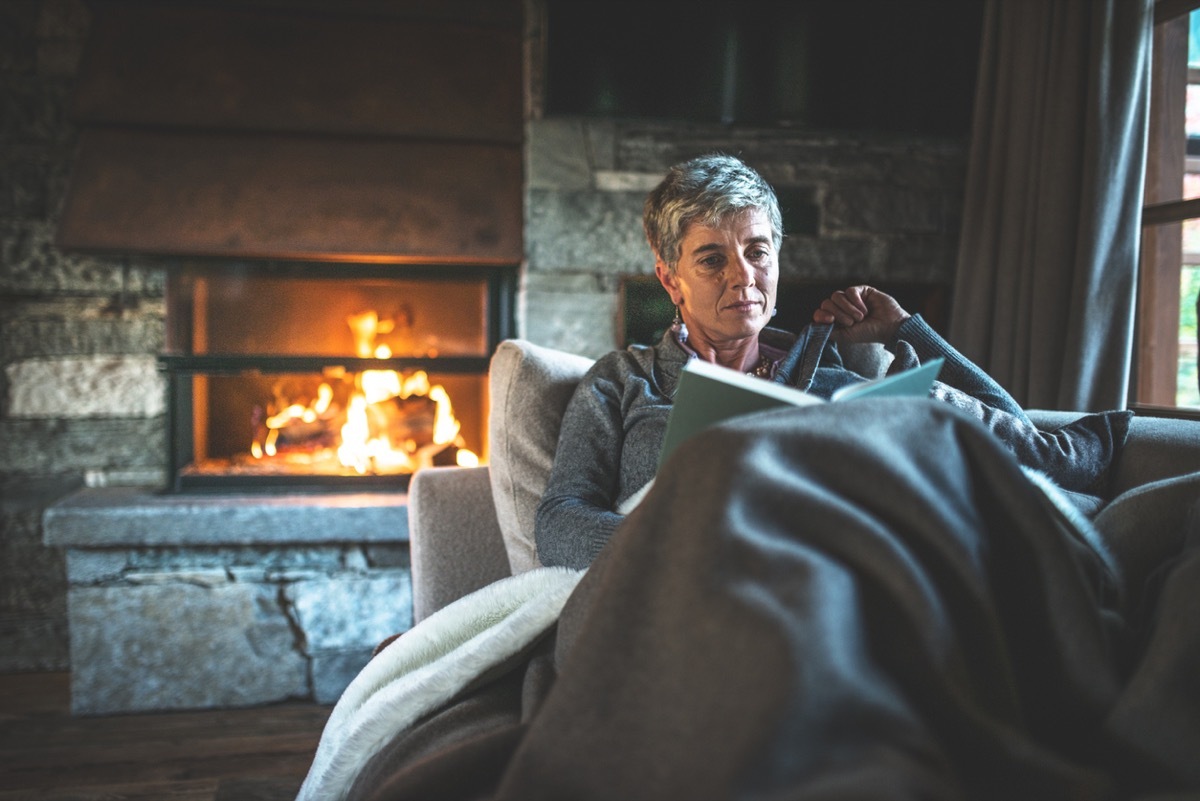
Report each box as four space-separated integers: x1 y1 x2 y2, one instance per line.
247 310 479 475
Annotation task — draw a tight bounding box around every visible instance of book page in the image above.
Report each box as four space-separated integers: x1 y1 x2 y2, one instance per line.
658 359 822 468
831 357 944 401
620 356 944 516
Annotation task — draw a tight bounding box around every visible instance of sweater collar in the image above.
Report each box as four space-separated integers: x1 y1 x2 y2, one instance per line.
654 326 801 395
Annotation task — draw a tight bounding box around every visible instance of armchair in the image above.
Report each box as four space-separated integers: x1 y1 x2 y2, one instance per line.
409 339 1200 622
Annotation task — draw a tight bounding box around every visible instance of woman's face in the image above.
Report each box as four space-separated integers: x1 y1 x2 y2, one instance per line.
656 208 779 349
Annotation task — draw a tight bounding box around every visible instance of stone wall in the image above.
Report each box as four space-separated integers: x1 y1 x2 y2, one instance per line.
523 118 967 359
1 0 171 673
44 489 412 712
1 0 970 684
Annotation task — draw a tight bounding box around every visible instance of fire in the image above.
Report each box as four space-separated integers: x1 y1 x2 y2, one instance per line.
333 369 465 475
248 309 478 475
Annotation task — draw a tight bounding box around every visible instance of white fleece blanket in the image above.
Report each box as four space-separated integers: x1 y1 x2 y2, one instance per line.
296 565 586 801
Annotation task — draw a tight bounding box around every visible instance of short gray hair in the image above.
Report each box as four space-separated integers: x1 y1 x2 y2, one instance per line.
643 154 783 272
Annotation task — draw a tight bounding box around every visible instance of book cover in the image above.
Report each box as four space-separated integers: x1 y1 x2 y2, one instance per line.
658 356 944 467
618 356 943 514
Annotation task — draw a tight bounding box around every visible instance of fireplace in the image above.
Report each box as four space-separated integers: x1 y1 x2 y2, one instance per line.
161 261 515 492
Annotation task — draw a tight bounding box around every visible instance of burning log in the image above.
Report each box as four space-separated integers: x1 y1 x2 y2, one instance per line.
241 309 476 476
372 394 437 449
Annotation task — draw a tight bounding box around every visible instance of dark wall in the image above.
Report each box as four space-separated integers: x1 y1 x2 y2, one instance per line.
545 0 984 135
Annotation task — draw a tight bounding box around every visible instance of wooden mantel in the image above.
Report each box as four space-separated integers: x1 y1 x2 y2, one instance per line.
57 0 524 265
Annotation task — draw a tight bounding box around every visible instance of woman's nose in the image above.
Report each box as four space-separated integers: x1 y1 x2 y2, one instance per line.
729 256 756 288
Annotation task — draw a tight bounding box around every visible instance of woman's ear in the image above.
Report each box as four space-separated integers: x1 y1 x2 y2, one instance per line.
655 258 681 306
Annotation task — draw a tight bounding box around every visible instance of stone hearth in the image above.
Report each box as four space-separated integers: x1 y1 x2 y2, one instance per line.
42 487 411 714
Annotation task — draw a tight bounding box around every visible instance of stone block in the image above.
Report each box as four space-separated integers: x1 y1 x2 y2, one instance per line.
0 220 167 295
65 548 127 584
286 572 412 653
526 189 649 273
522 272 619 358
0 417 166 474
611 126 690 173
7 355 166 417
584 119 617 172
83 467 167 488
124 544 347 575
0 297 165 360
364 544 410 568
823 184 944 236
42 487 409 548
125 569 230 587
343 546 369 572
593 171 660 192
69 582 309 714
779 236 878 282
526 118 593 190
311 648 374 704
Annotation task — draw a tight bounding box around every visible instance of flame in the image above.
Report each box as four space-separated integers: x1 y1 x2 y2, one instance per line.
346 310 395 358
336 395 377 474
361 369 402 404
429 384 460 445
248 308 477 475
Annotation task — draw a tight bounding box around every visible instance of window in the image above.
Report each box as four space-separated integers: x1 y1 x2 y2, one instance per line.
1138 1 1200 409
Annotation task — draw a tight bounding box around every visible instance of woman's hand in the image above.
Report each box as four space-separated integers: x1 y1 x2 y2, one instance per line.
813 285 911 344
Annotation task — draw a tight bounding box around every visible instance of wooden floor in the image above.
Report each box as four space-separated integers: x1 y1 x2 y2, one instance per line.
0 672 332 801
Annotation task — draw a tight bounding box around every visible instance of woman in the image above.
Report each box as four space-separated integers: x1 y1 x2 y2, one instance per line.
535 154 1128 570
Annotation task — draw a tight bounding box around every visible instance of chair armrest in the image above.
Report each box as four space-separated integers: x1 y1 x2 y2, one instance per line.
1028 409 1200 496
1112 414 1200 495
408 465 511 623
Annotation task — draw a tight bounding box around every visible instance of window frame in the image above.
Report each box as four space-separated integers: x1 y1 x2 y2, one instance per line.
1137 0 1200 411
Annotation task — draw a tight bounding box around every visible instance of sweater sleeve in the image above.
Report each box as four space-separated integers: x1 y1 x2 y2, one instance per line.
890 315 1030 422
534 365 628 570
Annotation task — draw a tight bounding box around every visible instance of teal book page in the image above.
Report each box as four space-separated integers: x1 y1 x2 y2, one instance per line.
831 357 944 401
658 359 821 468
624 357 944 516
660 356 944 468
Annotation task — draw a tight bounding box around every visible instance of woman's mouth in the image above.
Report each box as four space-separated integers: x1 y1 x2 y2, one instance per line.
724 299 763 314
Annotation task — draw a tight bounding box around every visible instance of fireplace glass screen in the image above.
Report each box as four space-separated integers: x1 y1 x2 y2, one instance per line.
162 263 512 492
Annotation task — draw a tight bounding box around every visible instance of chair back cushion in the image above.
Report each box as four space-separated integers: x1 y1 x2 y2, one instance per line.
488 340 593 573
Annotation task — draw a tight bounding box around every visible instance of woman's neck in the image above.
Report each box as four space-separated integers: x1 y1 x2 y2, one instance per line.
685 335 760 373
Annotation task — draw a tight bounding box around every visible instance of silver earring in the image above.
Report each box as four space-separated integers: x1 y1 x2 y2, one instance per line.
671 305 688 343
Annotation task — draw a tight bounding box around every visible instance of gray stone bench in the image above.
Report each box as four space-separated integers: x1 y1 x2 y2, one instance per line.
43 487 412 715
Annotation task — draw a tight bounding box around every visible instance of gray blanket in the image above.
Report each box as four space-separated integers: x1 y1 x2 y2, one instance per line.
347 399 1200 800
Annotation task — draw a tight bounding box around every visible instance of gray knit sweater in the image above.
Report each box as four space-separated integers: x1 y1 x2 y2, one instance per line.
534 316 1128 569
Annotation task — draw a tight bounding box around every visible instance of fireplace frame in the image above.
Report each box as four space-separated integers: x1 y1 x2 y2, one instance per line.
159 261 517 493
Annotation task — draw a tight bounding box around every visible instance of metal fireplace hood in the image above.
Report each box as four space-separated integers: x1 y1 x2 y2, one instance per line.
56 0 524 266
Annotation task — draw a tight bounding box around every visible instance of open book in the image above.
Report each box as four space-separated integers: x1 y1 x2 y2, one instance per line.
617 356 944 514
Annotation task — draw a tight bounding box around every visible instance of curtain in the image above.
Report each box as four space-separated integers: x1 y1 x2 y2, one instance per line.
949 0 1154 411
